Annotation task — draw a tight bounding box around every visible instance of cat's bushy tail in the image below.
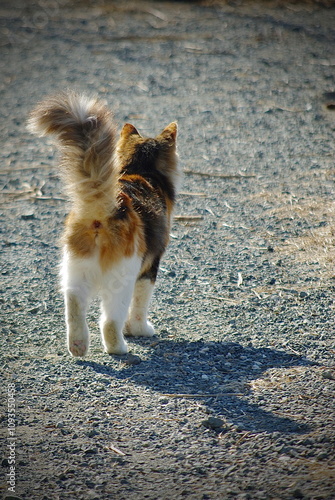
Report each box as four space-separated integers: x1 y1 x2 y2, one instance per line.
28 91 119 210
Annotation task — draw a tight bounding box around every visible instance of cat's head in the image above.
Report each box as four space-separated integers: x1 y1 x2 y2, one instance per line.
116 122 181 191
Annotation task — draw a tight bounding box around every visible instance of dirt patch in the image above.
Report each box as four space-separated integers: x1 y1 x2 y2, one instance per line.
1 1 335 499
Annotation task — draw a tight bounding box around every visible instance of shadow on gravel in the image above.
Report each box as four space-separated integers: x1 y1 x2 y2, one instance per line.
77 340 314 435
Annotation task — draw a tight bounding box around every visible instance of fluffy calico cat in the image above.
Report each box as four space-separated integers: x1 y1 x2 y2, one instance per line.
28 91 180 356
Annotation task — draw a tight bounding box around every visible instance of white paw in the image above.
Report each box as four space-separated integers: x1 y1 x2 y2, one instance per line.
101 320 128 355
104 338 129 355
68 338 89 357
125 320 155 338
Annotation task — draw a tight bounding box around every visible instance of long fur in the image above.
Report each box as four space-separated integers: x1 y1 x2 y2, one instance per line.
28 91 180 356
27 91 119 213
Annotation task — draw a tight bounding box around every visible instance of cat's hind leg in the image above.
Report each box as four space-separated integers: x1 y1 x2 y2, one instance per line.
125 257 159 338
65 292 90 356
100 255 141 354
62 253 95 357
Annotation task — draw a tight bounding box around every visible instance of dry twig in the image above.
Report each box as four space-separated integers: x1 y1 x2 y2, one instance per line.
179 191 207 197
174 215 204 221
160 392 244 398
0 164 52 174
184 169 255 179
108 444 126 456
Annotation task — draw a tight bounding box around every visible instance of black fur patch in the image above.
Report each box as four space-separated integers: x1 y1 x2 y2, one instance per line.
122 142 175 202
120 176 168 257
138 256 161 283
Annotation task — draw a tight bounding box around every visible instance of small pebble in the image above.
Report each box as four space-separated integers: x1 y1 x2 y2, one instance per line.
123 353 142 366
21 212 35 220
83 448 98 455
202 417 225 430
292 488 304 499
86 429 99 438
321 370 335 381
158 397 169 404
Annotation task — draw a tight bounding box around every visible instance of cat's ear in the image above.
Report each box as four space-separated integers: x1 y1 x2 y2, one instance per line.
160 122 178 142
120 123 141 139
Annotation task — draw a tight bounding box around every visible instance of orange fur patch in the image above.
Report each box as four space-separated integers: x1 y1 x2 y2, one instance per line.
64 200 146 271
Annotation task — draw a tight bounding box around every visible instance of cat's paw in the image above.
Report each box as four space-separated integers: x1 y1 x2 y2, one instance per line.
68 338 89 357
125 320 155 338
104 338 128 355
101 320 129 355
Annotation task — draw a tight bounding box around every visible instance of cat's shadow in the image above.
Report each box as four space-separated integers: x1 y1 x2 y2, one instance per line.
76 338 315 434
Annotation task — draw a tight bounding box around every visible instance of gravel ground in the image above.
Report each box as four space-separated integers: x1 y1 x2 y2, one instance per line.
1 1 335 499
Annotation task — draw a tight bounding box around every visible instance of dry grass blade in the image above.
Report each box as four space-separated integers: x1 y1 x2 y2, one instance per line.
108 444 126 456
252 289 262 300
179 191 207 197
135 416 185 422
0 164 52 174
207 295 241 304
31 389 60 397
184 169 256 179
235 432 251 446
2 189 66 202
160 393 244 398
35 196 67 201
174 215 204 221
